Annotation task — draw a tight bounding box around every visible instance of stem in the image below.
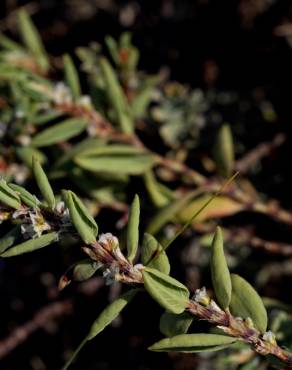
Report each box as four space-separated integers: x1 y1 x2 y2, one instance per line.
187 300 292 367
62 336 89 370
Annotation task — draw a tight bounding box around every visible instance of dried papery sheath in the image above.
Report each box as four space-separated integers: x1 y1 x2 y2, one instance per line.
98 233 119 251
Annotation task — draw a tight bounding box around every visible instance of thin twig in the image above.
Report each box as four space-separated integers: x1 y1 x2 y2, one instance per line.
235 133 286 174
0 300 73 359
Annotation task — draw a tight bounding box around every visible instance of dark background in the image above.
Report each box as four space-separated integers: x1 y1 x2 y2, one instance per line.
1 1 292 369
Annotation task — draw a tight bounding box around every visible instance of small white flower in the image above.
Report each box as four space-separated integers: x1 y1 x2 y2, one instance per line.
15 110 25 119
52 82 72 105
30 211 51 237
78 95 92 110
9 164 29 184
56 201 69 217
12 209 28 219
86 122 97 137
103 265 120 285
208 300 222 312
21 223 35 239
263 331 276 345
17 135 31 146
245 317 254 329
55 201 70 228
193 287 210 306
20 211 51 239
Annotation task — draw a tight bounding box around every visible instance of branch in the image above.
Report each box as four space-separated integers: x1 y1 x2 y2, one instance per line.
235 133 286 174
0 300 72 359
81 237 292 367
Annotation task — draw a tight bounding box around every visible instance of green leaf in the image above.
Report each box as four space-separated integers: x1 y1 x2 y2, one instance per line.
126 194 140 263
149 333 237 353
18 10 49 72
214 124 234 178
31 118 87 147
87 288 139 340
16 146 46 167
59 259 100 290
9 183 41 208
34 110 64 126
61 289 139 370
0 180 21 209
0 34 23 51
1 232 58 257
64 190 98 244
142 267 189 314
75 145 155 175
53 138 106 168
100 58 133 133
72 260 100 281
63 54 81 99
131 77 158 119
141 233 170 274
210 226 231 310
105 36 120 65
229 274 268 333
32 158 55 209
0 226 21 254
159 311 193 337
143 170 170 208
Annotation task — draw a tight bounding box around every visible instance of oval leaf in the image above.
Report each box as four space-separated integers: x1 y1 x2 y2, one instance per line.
16 146 46 167
159 311 193 337
31 118 87 147
0 180 21 209
149 333 237 353
59 259 100 290
141 233 170 274
32 158 55 209
61 288 139 370
210 226 231 309
64 190 98 244
229 274 268 333
18 10 49 72
142 267 189 314
214 124 234 178
1 232 58 257
87 289 139 340
143 170 170 208
9 183 41 208
126 194 140 263
75 145 155 175
0 225 21 254
100 58 133 134
63 54 81 99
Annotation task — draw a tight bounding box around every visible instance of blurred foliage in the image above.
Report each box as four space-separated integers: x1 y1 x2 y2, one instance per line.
1 2 292 370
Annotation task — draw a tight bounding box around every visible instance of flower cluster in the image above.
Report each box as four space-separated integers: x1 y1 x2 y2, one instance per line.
15 209 51 239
